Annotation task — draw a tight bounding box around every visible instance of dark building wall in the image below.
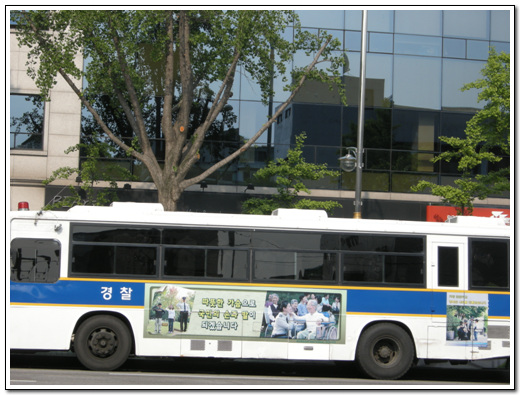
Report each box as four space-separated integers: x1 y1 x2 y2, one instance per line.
44 185 510 222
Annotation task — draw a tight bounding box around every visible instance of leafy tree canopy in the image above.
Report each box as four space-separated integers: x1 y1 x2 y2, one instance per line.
12 10 347 210
242 132 342 215
412 49 510 214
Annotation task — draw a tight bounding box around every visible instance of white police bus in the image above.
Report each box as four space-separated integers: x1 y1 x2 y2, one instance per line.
10 202 510 379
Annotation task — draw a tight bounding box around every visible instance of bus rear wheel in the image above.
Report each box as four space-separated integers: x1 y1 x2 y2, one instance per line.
74 315 132 371
356 323 414 380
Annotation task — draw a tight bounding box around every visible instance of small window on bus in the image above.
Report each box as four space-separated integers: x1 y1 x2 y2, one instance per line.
253 250 337 282
252 231 335 251
342 253 424 285
162 228 251 247
163 247 248 280
72 225 160 244
340 234 424 253
437 246 459 287
470 239 509 289
10 238 60 283
71 245 157 276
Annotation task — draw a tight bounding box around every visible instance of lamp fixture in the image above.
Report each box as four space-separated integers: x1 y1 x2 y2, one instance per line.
339 147 357 172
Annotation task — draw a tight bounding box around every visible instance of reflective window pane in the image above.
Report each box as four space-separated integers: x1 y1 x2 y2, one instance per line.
490 10 510 42
115 246 157 275
345 30 361 51
239 65 262 101
73 225 161 244
394 34 442 57
366 53 393 107
290 103 341 147
164 248 205 277
297 10 345 29
367 10 394 33
10 94 44 150
363 108 392 149
393 55 441 110
437 246 459 287
342 107 391 149
392 173 437 193
443 38 466 58
442 59 486 111
11 238 60 283
392 151 435 172
365 149 390 170
395 10 442 36
341 171 390 192
470 239 509 289
326 29 345 50
439 112 473 156
344 51 360 77
467 40 489 60
443 10 489 40
345 10 362 30
369 32 393 53
491 41 509 54
254 250 295 280
392 110 439 151
72 245 113 274
238 101 269 143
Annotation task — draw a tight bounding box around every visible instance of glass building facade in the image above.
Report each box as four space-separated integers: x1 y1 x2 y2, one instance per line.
12 10 510 216
72 10 509 196
165 9 510 197
269 9 510 195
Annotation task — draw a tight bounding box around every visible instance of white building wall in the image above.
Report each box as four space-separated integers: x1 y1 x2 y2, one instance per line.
9 28 83 211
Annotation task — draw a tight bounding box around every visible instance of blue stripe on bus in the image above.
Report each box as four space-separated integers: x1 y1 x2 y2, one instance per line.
10 280 509 317
488 293 510 317
346 289 510 317
10 280 145 307
346 289 433 316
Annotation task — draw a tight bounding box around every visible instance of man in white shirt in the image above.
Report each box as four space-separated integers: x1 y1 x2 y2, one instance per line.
296 299 328 340
176 296 191 332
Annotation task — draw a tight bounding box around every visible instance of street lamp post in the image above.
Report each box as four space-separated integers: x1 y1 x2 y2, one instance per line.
339 11 367 219
353 10 368 219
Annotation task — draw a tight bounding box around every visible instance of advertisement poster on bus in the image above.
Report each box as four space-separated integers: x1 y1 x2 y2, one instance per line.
144 284 344 342
445 292 488 347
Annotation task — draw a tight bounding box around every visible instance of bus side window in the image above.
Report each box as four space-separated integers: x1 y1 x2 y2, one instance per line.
437 246 459 287
10 238 61 283
470 239 509 289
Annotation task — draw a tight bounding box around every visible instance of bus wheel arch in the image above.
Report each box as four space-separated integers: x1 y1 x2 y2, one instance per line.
73 313 134 371
355 321 416 380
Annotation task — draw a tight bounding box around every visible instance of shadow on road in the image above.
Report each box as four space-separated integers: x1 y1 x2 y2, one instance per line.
10 351 510 384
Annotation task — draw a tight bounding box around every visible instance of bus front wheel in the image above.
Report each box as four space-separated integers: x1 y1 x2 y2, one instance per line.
74 315 132 371
356 323 415 380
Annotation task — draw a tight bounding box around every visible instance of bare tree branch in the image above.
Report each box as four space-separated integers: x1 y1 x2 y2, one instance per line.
180 36 332 189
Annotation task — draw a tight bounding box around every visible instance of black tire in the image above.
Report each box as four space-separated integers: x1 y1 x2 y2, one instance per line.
356 323 415 380
74 315 132 371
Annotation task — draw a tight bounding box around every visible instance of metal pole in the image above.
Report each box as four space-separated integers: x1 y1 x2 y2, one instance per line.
354 10 367 219
267 46 274 162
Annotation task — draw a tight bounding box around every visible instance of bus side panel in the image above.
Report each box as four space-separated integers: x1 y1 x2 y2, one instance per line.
10 306 79 350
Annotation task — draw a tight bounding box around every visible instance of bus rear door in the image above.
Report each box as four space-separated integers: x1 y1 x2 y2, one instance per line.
427 235 470 360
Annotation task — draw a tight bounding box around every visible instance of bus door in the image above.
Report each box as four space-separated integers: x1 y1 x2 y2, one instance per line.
427 236 470 360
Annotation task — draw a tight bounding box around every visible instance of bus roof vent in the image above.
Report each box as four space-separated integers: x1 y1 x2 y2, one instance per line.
446 213 510 226
271 208 328 220
110 202 164 212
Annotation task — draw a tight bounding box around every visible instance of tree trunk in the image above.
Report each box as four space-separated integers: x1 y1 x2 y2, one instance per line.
157 181 182 212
